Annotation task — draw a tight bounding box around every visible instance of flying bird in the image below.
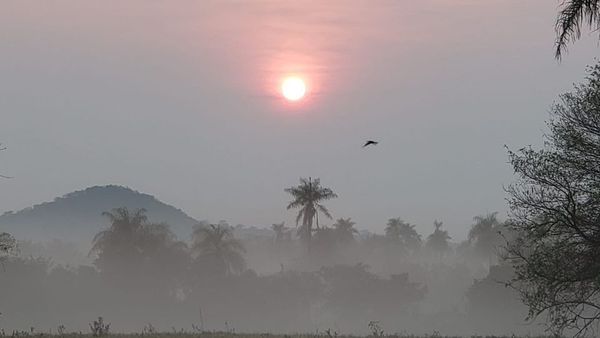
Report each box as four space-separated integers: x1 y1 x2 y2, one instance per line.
363 140 379 148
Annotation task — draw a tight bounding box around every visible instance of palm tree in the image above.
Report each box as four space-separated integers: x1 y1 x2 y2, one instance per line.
468 212 504 265
191 222 246 275
90 207 187 275
385 218 402 240
332 218 358 243
94 207 147 242
555 0 600 59
385 217 422 253
90 207 149 271
285 177 338 249
426 220 451 259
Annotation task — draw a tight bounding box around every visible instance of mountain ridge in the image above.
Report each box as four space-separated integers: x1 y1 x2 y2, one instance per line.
0 185 199 242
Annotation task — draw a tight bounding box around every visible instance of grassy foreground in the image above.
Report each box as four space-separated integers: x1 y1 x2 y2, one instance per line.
2 333 555 338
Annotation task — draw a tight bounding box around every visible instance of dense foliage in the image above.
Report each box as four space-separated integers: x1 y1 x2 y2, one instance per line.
506 63 600 336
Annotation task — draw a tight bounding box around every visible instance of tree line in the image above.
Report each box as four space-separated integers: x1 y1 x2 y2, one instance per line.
0 185 515 334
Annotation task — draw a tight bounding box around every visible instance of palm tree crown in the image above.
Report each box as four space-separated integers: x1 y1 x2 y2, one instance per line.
90 207 149 270
426 220 451 257
333 217 358 243
555 0 600 59
468 212 504 263
192 222 246 275
92 208 148 247
385 218 422 253
90 207 184 276
285 177 338 247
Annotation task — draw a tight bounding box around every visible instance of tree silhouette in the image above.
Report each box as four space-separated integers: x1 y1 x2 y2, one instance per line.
426 220 451 259
468 212 504 264
192 222 246 276
555 0 600 59
332 218 358 244
90 207 187 280
91 207 149 272
385 218 422 254
285 177 338 250
319 263 426 325
506 62 600 335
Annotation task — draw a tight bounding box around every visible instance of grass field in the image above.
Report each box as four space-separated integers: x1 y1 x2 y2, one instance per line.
1 333 555 338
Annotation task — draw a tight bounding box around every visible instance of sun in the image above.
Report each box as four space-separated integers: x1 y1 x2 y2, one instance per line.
281 77 306 101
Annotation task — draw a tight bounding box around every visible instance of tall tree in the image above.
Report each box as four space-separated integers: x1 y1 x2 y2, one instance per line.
91 207 149 272
385 218 422 253
506 62 600 336
426 220 451 259
555 0 600 59
332 218 358 244
191 222 246 276
468 212 504 264
90 207 187 280
285 177 338 250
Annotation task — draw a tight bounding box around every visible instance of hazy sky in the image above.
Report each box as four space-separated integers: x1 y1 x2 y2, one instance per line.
1 1 599 239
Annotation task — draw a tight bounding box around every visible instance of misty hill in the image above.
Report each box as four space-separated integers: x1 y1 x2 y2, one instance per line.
0 185 199 243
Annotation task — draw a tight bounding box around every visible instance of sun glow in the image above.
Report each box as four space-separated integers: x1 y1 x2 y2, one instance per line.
281 77 306 101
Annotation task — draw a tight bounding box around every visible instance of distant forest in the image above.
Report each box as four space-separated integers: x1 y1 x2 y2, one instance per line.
0 179 525 336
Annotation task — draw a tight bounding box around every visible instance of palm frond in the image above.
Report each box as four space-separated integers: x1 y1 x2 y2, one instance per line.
286 200 304 210
555 0 600 59
295 208 304 226
316 204 333 219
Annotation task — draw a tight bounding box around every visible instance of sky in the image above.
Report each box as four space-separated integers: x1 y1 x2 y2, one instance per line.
1 1 599 240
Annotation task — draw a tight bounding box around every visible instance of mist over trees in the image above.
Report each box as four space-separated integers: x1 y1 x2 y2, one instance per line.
467 213 505 266
7 60 600 333
426 220 450 259
0 185 527 336
191 222 246 276
385 218 422 255
0 182 523 335
1 2 599 337
3 28 600 334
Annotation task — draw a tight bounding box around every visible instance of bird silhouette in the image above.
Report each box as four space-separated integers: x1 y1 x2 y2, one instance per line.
363 140 379 148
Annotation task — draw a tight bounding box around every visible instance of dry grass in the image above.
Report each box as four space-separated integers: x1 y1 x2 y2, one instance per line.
2 334 555 338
